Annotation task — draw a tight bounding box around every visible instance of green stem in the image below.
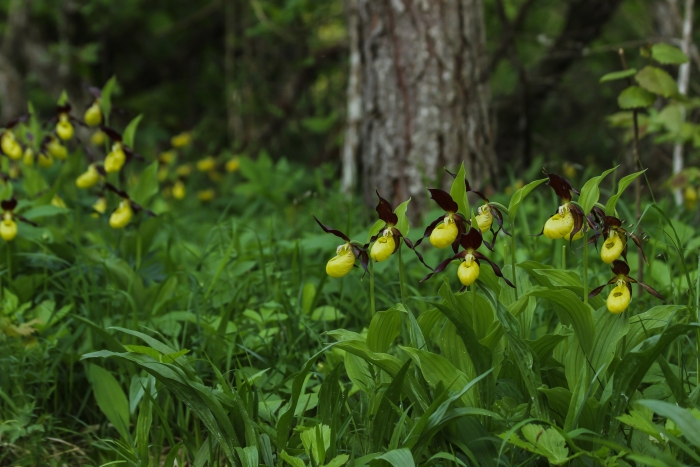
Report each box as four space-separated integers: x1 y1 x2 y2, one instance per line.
510 221 518 299
6 243 11 284
398 242 407 305
562 245 567 270
696 255 700 384
369 260 376 316
583 232 589 305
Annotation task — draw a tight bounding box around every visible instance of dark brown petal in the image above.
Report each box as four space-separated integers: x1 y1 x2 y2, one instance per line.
611 260 630 276
413 215 444 248
473 251 516 288
100 126 123 142
375 190 398 225
428 188 458 213
403 236 434 271
0 198 17 211
420 251 467 282
459 227 483 251
313 215 351 242
391 227 402 254
604 216 622 228
471 190 489 203
104 183 130 200
87 86 102 99
15 215 37 227
588 284 607 298
568 208 584 247
628 232 648 265
56 103 72 114
546 172 577 201
637 281 665 300
490 206 510 236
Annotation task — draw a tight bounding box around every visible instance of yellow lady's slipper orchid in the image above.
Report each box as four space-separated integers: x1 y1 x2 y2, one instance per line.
56 114 74 141
1 132 22 160
176 164 192 177
562 162 577 179
543 208 574 239
606 282 631 314
93 197 107 214
457 254 480 286
173 180 186 200
159 150 177 165
326 244 356 278
684 186 698 210
0 213 17 241
84 102 102 127
91 130 106 146
601 232 624 264
171 132 192 148
226 157 241 173
157 166 169 182
475 205 493 233
23 147 34 166
76 164 100 189
590 260 663 314
430 217 458 249
197 189 215 201
370 229 396 262
51 195 67 209
47 139 68 160
109 200 132 229
38 152 54 168
8 165 20 179
105 143 126 173
197 156 216 172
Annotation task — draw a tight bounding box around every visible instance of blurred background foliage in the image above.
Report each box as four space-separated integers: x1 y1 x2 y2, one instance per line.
0 0 694 183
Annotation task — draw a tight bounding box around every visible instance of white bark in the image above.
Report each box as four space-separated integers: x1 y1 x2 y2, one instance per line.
341 0 362 194
672 0 694 205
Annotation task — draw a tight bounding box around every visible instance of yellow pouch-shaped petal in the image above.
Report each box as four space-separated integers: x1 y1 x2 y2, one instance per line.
458 258 480 286
606 283 631 314
326 248 355 278
430 220 458 249
370 234 395 262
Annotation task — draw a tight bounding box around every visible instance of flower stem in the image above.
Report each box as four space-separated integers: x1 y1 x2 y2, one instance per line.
510 221 518 300
562 245 567 270
398 242 407 305
369 260 376 316
583 232 589 305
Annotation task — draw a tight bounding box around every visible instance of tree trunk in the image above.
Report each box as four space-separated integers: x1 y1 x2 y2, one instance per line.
354 0 495 212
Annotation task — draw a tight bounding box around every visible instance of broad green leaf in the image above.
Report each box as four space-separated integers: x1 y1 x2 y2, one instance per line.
521 425 569 465
605 170 646 215
367 307 403 353
394 198 411 237
651 43 688 65
326 455 350 467
523 286 595 355
86 363 131 441
625 305 681 352
401 346 475 406
371 361 411 452
608 324 700 433
101 76 118 120
449 163 469 217
482 287 549 420
371 449 414 467
130 161 159 206
300 424 331 465
635 66 678 98
578 166 617 214
21 205 69 220
618 85 655 109
280 451 306 467
599 69 637 83
638 400 700 448
235 446 259 467
434 282 495 409
507 178 547 221
618 408 662 442
122 114 143 148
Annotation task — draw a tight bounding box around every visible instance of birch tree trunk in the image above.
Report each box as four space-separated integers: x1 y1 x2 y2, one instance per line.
353 0 495 211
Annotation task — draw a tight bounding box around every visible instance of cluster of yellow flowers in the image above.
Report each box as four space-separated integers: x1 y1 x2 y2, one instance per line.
319 170 663 316
540 172 660 313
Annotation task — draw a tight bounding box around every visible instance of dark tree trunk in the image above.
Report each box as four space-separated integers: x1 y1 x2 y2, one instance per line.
354 0 495 212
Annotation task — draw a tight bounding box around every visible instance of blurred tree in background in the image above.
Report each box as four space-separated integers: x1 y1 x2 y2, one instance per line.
0 0 695 202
